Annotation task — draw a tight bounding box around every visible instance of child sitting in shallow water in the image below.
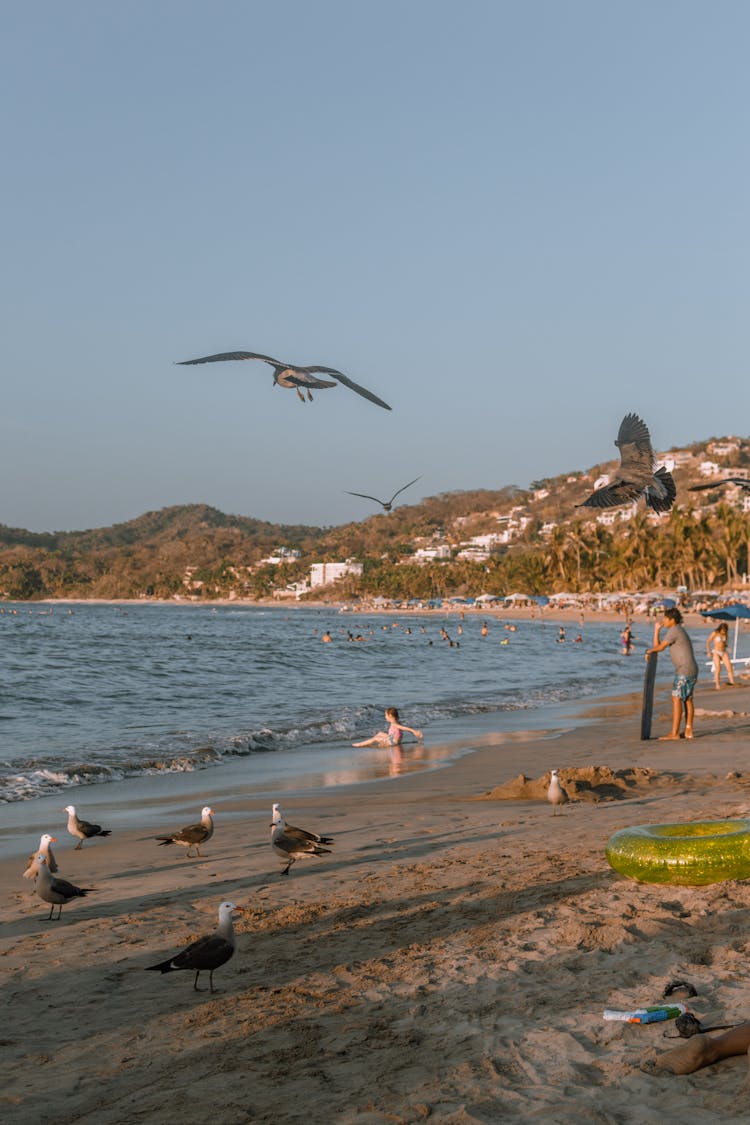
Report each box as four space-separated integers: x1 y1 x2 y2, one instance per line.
352 707 423 748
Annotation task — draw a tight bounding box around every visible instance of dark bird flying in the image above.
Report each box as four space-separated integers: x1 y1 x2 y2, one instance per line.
345 475 422 512
688 478 750 494
176 350 391 410
577 413 676 512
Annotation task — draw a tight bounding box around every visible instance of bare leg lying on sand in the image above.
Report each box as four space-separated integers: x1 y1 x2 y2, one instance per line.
642 1024 750 1075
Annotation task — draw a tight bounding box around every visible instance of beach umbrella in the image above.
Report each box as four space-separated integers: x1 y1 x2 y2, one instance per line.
701 603 750 662
651 597 676 610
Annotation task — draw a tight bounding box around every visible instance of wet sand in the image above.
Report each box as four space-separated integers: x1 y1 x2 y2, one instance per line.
2 677 750 1123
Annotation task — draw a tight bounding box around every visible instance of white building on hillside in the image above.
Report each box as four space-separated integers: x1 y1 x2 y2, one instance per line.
309 560 363 588
708 439 740 457
410 545 451 563
260 547 302 565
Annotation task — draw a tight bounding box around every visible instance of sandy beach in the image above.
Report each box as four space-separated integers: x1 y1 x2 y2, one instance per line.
3 674 750 1123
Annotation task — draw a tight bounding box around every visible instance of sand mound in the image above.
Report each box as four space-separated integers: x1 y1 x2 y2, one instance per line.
481 764 677 803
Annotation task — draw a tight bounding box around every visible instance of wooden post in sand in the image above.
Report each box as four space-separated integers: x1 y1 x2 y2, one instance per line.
640 619 662 740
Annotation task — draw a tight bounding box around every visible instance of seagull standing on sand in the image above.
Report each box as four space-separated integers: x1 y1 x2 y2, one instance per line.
155 806 214 858
577 413 676 512
145 901 243 992
271 811 332 876
345 475 423 512
23 833 58 880
271 804 334 847
35 854 94 920
547 769 569 815
176 350 391 410
63 805 112 849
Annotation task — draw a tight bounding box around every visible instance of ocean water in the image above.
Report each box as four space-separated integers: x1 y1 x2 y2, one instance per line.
0 603 647 804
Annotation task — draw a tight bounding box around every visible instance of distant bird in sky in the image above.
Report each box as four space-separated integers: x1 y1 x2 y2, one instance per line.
145 901 243 992
155 806 214 858
176 350 391 410
63 805 112 850
577 413 676 512
547 769 569 815
345 475 423 512
35 854 94 920
688 478 750 494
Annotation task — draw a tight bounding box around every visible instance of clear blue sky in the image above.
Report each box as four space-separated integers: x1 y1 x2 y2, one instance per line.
2 1 748 532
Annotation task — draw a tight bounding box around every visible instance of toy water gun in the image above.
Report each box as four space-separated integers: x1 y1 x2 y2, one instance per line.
603 1003 687 1024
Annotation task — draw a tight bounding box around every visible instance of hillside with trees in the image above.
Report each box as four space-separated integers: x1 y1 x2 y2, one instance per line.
1 437 748 601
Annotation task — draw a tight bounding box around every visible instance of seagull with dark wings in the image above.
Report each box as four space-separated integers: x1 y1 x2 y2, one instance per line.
577 413 676 512
176 350 391 410
688 477 750 494
345 475 422 512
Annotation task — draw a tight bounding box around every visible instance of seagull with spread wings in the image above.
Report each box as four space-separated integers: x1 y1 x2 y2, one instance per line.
577 413 676 512
345 475 422 512
689 478 750 494
176 350 391 410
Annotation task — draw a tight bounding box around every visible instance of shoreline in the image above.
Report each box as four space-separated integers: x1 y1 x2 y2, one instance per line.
3 680 750 1121
4 595 745 631
0 688 610 863
3 629 748 854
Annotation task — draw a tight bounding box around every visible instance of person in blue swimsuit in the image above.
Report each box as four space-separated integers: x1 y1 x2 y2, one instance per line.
352 707 423 747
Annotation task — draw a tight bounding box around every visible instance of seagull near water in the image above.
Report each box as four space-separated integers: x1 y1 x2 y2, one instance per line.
176 350 391 410
63 805 111 850
23 833 59 880
155 806 214 858
270 808 333 876
35 854 94 920
345 475 423 512
145 901 243 993
577 413 676 512
547 769 569 815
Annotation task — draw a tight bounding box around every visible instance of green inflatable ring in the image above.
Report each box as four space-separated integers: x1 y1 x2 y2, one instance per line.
605 819 750 885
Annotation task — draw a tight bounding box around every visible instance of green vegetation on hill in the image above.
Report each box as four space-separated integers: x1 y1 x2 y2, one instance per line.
2 440 748 600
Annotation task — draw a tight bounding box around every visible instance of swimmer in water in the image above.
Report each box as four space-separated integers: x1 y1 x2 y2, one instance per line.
352 707 423 748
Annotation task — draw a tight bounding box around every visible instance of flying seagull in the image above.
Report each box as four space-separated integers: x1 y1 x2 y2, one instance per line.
176 350 391 410
145 901 243 992
271 804 334 847
155 806 214 858
23 833 59 880
577 413 676 512
345 475 423 512
547 769 569 816
688 478 750 494
63 805 112 850
271 812 332 876
35 854 94 920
